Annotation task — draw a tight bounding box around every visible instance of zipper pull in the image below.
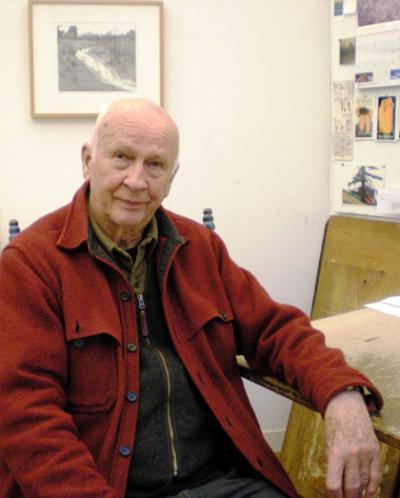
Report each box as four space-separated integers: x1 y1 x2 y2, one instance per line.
137 294 149 337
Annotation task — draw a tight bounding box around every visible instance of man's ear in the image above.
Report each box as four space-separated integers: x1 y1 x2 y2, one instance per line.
163 163 180 200
171 162 180 182
81 143 92 180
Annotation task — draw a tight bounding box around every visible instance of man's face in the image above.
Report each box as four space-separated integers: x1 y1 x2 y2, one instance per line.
82 108 178 245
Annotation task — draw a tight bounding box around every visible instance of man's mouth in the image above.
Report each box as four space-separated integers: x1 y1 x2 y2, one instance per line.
118 198 146 207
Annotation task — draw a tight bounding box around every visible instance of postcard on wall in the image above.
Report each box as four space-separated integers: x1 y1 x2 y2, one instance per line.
355 71 374 83
341 163 386 208
377 95 397 140
357 0 400 27
340 37 356 65
332 81 354 160
354 93 374 139
334 0 344 16
397 106 400 138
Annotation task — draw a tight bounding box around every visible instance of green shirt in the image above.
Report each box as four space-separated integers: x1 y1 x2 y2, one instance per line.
89 213 158 295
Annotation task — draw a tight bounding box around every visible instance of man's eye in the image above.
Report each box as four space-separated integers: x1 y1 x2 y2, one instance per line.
114 152 126 160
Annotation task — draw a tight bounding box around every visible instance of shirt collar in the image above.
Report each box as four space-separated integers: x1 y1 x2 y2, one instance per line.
88 208 159 263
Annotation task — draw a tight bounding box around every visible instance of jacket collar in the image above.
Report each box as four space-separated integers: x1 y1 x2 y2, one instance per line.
156 208 186 245
57 182 90 250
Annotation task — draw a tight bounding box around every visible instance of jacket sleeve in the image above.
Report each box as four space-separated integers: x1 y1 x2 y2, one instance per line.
0 245 117 498
211 232 384 416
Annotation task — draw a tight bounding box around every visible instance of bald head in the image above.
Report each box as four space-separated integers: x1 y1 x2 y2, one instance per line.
90 99 179 168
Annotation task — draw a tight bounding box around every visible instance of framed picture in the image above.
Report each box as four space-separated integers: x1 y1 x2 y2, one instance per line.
29 0 163 118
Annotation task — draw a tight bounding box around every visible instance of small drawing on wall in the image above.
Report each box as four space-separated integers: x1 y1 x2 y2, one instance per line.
341 164 385 207
377 96 396 141
57 24 136 92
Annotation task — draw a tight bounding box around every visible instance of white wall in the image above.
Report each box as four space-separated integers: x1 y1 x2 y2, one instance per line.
1 0 330 441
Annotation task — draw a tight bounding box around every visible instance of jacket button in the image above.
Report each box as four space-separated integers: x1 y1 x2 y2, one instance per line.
119 445 131 457
219 311 228 320
126 391 137 403
120 290 131 302
73 339 85 348
127 342 137 352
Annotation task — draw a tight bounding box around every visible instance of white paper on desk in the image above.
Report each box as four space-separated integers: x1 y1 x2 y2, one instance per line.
365 296 400 317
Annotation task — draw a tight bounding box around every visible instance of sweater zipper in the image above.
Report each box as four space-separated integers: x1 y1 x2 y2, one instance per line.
137 294 149 337
137 293 179 476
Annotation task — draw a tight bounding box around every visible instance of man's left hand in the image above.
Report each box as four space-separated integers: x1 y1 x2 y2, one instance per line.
324 390 380 498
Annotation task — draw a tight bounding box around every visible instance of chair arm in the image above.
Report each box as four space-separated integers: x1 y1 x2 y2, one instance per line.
236 355 316 412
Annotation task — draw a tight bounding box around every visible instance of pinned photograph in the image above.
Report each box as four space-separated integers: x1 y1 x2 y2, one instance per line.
340 37 356 65
355 72 373 83
377 96 396 140
334 0 344 16
342 164 385 207
390 68 400 79
355 94 373 139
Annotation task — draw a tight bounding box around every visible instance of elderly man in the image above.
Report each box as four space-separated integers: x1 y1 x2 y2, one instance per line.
0 99 382 498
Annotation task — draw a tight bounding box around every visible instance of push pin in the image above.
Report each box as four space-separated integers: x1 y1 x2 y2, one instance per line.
8 219 20 241
202 208 215 231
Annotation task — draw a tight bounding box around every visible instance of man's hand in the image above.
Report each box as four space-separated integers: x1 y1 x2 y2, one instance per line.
324 390 380 498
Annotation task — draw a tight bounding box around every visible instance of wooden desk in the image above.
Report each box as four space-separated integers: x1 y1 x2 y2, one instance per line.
238 307 400 497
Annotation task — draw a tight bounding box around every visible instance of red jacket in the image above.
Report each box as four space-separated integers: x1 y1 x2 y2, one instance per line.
0 183 383 498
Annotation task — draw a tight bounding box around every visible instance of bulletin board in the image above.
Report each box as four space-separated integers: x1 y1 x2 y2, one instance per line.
331 0 400 218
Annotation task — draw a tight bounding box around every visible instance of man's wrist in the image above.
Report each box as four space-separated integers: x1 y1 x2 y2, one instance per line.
342 385 382 416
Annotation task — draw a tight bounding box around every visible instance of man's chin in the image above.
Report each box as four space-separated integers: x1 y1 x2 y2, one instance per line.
114 214 149 232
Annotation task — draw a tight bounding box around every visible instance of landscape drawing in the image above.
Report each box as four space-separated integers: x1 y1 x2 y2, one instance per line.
57 23 136 92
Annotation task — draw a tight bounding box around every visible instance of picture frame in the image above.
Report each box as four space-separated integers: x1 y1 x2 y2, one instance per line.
29 0 163 118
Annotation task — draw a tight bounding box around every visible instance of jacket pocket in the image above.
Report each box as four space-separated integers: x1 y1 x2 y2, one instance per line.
182 304 237 375
66 331 118 413
203 311 238 374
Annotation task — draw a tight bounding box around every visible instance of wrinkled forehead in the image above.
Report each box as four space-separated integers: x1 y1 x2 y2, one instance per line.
95 105 179 157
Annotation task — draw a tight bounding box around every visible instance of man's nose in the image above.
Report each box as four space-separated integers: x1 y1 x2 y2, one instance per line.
123 162 147 189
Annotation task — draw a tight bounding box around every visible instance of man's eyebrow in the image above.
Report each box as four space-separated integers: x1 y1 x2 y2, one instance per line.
110 141 136 150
